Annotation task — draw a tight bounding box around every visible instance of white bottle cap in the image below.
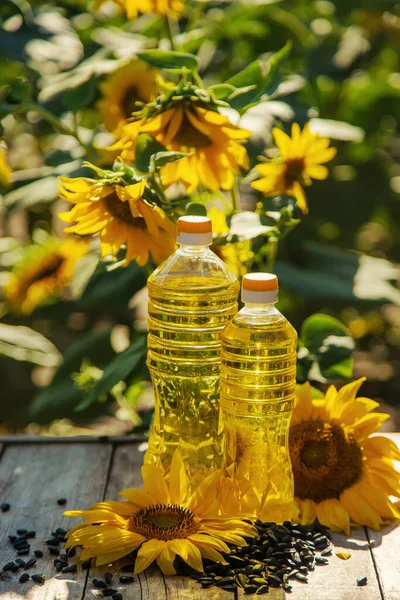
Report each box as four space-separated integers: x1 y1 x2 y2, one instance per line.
241 272 278 303
176 216 213 245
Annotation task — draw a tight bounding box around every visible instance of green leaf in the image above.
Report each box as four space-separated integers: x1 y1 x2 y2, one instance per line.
76 337 146 411
151 151 188 169
79 261 146 310
137 50 198 72
186 203 207 216
298 314 354 383
28 329 116 424
208 83 237 100
225 41 292 112
10 77 33 102
135 134 166 173
63 75 97 111
276 242 400 306
226 61 264 111
0 324 61 367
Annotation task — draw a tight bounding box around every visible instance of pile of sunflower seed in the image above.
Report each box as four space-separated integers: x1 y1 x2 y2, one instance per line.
181 520 332 595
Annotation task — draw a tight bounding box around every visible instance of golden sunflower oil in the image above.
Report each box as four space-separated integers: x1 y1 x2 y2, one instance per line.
145 216 239 490
220 273 297 520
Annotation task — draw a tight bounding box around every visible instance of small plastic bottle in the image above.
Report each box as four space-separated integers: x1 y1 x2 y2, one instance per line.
220 273 297 520
145 215 239 490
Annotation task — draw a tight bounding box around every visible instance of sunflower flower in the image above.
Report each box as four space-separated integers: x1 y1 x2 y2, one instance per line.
94 0 185 19
65 451 255 573
4 237 88 315
0 145 12 186
98 61 158 132
112 98 251 193
58 175 175 266
252 123 336 214
290 378 400 534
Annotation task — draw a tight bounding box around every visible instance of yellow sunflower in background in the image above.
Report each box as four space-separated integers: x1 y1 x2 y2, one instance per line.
4 238 88 315
290 378 400 534
65 451 255 572
94 0 185 19
113 101 251 193
252 123 336 214
207 206 253 278
0 145 12 186
98 61 158 132
58 176 176 266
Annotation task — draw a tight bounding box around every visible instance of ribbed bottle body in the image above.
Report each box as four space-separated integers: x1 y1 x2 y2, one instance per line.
145 246 239 489
220 307 297 520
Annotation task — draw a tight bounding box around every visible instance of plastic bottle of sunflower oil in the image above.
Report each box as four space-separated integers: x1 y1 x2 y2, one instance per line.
220 273 297 521
145 215 239 491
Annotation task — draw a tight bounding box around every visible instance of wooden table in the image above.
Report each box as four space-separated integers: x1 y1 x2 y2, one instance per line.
0 434 399 600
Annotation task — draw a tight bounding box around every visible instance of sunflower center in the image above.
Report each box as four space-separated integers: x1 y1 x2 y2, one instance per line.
172 113 212 149
127 503 200 541
289 420 363 502
121 86 142 119
283 158 305 187
32 255 64 281
104 192 146 228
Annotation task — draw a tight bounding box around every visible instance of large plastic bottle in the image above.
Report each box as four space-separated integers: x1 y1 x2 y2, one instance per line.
220 272 297 520
145 215 239 490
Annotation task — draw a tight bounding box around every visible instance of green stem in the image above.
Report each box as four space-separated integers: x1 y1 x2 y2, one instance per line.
267 236 278 274
230 178 241 212
165 15 178 50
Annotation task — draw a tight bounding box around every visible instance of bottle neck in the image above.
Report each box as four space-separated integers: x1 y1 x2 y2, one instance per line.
241 302 278 315
177 243 212 255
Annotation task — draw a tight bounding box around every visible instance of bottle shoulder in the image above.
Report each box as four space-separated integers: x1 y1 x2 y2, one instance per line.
221 310 297 344
148 247 238 289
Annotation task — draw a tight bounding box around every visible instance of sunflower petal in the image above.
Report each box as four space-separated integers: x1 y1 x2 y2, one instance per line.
134 539 166 574
169 450 189 505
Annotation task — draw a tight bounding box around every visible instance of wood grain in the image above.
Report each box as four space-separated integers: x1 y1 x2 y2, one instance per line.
0 442 112 600
90 443 234 599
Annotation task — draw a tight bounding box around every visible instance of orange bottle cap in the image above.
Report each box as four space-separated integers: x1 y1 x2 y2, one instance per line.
176 216 213 245
177 216 212 234
241 273 278 303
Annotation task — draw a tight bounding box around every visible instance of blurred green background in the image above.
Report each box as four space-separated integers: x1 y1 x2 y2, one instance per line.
0 0 400 435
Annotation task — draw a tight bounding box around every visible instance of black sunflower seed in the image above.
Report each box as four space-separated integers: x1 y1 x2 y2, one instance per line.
236 573 248 587
321 548 332 556
67 547 76 557
17 550 30 556
102 588 117 597
82 559 91 569
104 572 113 585
17 529 28 535
1 502 10 512
112 595 123 600
24 559 36 569
8 535 17 543
315 556 329 565
25 531 36 539
244 584 258 594
93 578 107 589
227 555 246 567
31 574 45 584
120 564 134 572
216 576 235 586
34 550 43 558
46 539 59 546
62 564 77 573
57 498 67 506
201 581 214 588
295 573 308 582
55 562 63 573
257 585 269 595
48 546 59 556
119 575 135 583
357 576 368 586
19 573 30 583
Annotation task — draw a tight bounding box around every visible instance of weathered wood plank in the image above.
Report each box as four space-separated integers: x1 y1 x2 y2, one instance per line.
86 443 234 599
0 443 112 600
367 432 400 600
0 435 146 444
236 529 382 600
